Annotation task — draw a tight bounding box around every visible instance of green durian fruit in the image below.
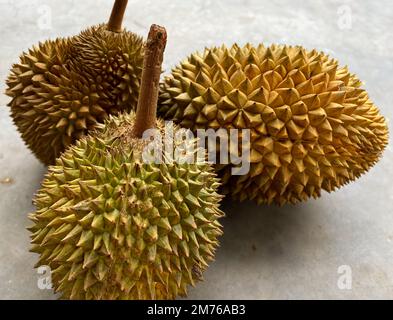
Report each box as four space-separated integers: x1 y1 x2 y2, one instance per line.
159 44 388 205
28 25 224 300
5 0 144 165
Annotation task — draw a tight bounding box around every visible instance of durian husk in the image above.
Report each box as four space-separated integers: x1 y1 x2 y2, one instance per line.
6 24 144 165
159 44 389 205
28 112 224 300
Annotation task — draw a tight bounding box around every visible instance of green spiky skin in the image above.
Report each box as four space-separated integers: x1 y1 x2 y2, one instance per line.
29 112 224 300
158 44 389 205
6 24 144 165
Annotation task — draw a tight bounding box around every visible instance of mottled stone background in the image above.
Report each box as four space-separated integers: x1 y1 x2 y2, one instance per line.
0 0 392 299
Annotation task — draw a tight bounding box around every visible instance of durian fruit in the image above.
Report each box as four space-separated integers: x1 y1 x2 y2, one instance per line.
5 0 144 165
159 44 389 205
28 25 224 300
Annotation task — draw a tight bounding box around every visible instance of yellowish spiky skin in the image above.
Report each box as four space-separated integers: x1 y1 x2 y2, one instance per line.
6 24 144 165
28 112 224 300
159 44 389 205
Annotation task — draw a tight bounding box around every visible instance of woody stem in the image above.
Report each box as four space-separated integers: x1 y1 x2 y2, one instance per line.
133 24 167 138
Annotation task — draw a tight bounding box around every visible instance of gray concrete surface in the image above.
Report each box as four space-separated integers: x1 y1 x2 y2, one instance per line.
0 0 392 299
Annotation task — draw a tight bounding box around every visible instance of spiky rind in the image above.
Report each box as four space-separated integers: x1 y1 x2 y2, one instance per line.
68 24 144 113
29 112 224 300
6 24 144 165
159 44 389 205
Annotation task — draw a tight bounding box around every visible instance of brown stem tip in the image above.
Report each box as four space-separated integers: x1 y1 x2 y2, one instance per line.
133 25 167 138
107 0 128 32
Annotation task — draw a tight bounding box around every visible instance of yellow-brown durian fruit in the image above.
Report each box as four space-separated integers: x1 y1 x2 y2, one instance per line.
28 25 224 300
5 0 144 165
159 44 389 205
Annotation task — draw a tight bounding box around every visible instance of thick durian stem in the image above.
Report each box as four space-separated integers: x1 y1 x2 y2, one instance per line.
107 0 128 32
133 24 167 138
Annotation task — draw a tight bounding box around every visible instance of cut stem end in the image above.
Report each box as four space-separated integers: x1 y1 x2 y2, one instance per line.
133 24 167 138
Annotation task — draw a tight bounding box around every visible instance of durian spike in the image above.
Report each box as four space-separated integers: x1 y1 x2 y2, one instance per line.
107 0 128 32
134 24 167 137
